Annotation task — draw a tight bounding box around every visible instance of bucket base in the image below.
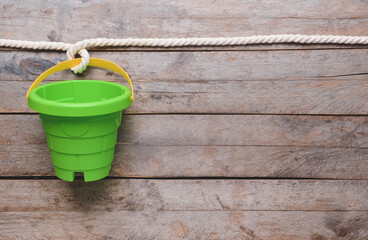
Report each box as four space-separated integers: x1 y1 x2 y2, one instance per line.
54 165 111 182
40 112 121 182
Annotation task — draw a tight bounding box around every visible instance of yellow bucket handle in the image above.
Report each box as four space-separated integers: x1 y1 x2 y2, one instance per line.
26 58 134 102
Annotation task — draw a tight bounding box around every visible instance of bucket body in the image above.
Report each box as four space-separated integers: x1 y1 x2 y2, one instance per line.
40 111 122 182
28 79 132 182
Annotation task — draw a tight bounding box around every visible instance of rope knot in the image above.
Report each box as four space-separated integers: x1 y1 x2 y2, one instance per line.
66 47 90 74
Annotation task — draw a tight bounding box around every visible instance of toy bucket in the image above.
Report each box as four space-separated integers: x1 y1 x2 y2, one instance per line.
27 58 134 182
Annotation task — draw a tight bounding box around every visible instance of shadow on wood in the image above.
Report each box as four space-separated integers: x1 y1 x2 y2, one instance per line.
66 180 115 212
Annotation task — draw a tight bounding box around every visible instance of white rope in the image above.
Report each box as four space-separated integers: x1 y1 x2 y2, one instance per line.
2 34 368 74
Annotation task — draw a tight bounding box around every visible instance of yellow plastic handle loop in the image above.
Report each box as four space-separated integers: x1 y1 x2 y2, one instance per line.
26 58 134 102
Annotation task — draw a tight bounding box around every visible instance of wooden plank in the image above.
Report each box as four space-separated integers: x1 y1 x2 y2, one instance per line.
3 50 368 82
1 210 367 239
1 114 368 178
2 114 367 147
0 179 367 238
2 0 368 52
1 50 368 114
2 144 368 179
1 179 368 212
3 79 368 115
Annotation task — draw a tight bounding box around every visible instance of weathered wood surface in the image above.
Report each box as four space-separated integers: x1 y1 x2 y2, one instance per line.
1 50 368 114
1 179 368 211
3 115 366 148
1 179 368 239
2 0 368 239
1 114 367 178
2 79 368 115
2 211 367 240
3 50 368 82
3 143 368 179
2 0 368 51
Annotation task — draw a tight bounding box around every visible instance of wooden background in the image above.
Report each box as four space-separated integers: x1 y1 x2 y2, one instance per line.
1 0 368 239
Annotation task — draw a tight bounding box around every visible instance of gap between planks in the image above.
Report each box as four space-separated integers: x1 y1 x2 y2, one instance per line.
2 210 368 213
0 176 365 181
2 112 368 117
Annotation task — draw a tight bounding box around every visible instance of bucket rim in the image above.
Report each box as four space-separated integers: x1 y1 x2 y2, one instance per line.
28 80 132 117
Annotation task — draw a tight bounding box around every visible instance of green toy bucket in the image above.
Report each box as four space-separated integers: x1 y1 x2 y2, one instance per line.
27 58 134 182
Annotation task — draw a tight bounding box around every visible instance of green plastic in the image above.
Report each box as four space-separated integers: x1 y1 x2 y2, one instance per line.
28 80 132 182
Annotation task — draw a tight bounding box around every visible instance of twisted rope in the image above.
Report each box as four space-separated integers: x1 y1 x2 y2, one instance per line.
2 34 368 74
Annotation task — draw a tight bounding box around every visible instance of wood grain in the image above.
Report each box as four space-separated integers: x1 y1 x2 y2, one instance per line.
0 0 368 240
2 1 368 239
1 179 368 239
2 114 367 147
1 179 368 212
1 114 367 178
2 0 368 51
1 50 368 114
3 50 368 82
1 211 368 239
2 144 368 179
2 79 368 115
